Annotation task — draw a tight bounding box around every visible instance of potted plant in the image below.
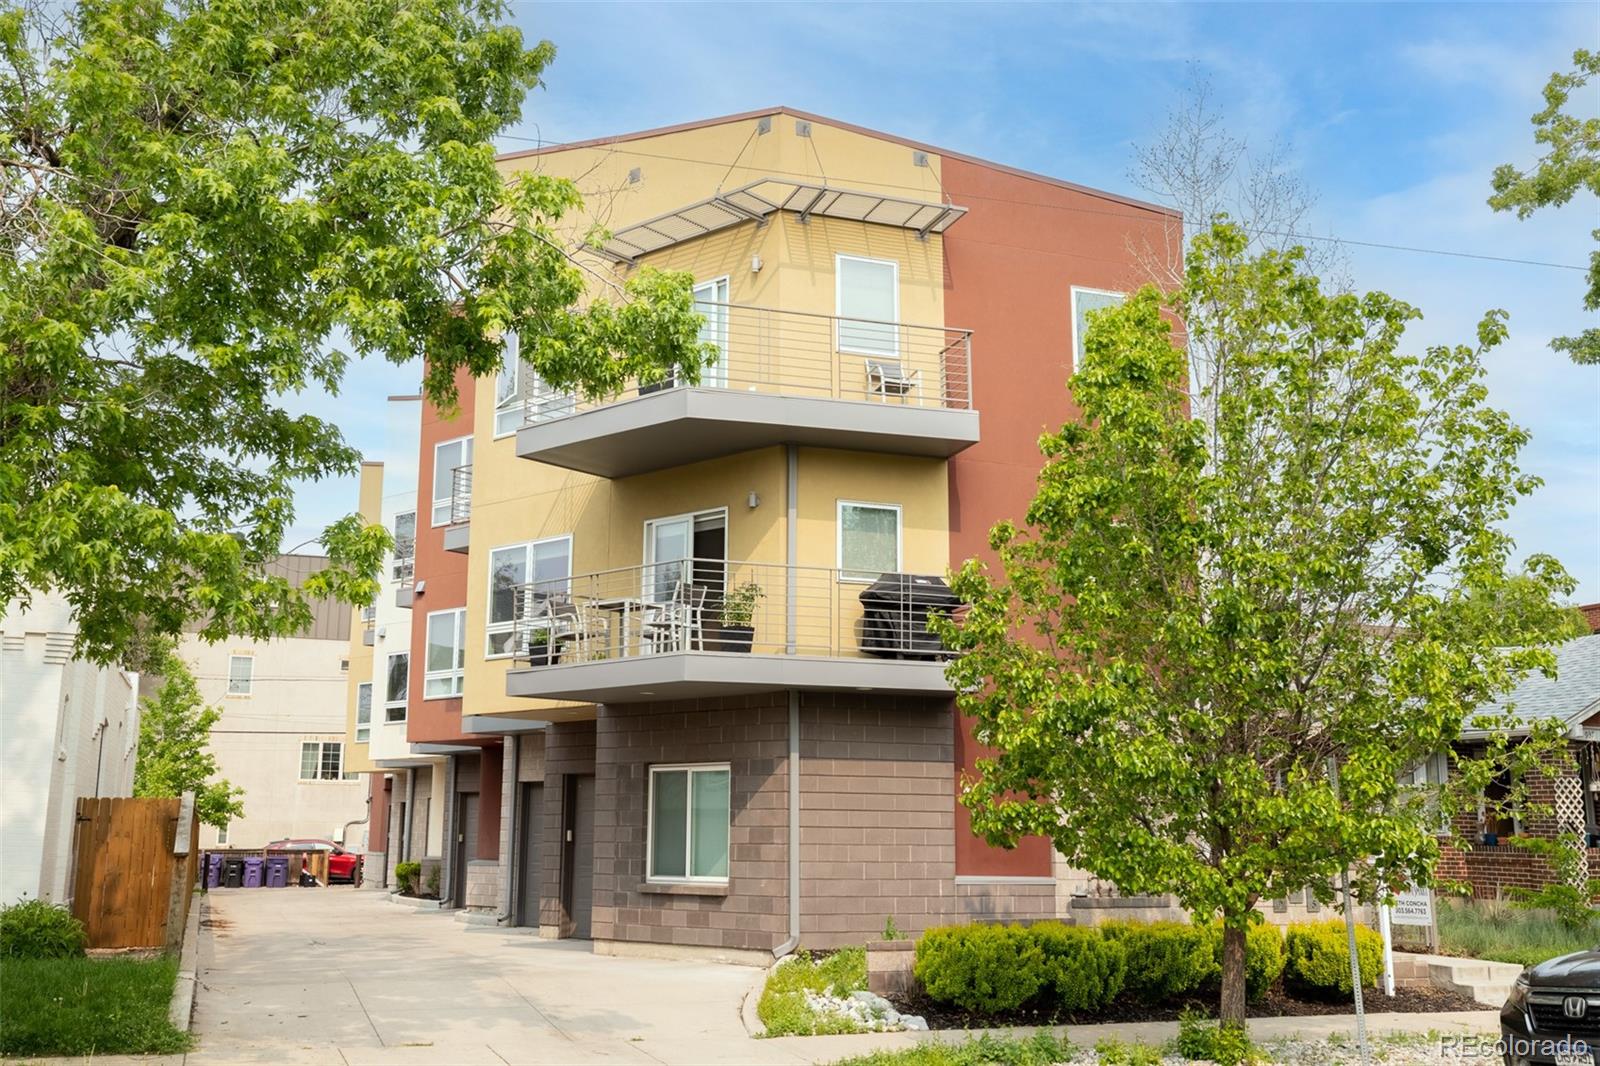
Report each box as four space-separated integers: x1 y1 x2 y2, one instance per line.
714 582 763 652
525 626 557 667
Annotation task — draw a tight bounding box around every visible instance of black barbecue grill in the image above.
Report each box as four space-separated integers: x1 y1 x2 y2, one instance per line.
857 573 960 660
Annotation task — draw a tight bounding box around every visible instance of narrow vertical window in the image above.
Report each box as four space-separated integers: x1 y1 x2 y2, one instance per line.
356 682 372 742
227 654 254 696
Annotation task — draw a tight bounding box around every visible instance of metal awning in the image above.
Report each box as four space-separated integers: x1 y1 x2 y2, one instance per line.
598 178 967 263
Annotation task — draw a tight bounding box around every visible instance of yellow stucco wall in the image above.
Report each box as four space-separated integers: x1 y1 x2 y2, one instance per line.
464 112 958 716
343 462 383 773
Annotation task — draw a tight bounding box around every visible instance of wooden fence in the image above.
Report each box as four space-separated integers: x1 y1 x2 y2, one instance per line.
71 794 198 950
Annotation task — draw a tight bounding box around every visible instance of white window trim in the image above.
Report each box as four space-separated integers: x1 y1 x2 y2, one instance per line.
216 823 229 845
391 510 417 580
693 276 731 388
834 254 900 358
836 500 903 584
641 508 729 602
1069 286 1126 372
646 762 732 884
423 607 467 700
430 435 473 527
494 334 522 440
226 654 254 697
486 535 574 659
383 651 409 721
355 681 372 743
299 740 346 782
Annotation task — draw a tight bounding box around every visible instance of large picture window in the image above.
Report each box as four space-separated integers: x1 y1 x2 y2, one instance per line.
1070 287 1125 369
424 609 466 698
837 501 902 582
391 510 416 581
299 741 349 781
835 255 899 357
486 537 573 657
648 764 730 882
355 682 372 742
384 652 409 722
431 436 473 526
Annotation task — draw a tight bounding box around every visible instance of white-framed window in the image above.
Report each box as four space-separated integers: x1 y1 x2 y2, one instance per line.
384 652 409 722
227 654 254 696
392 510 416 580
216 823 229 845
1070 287 1125 369
355 682 372 743
300 741 347 781
647 763 731 882
835 254 899 357
693 277 730 388
837 501 902 582
487 536 573 657
431 436 473 526
424 608 466 698
500 331 575 431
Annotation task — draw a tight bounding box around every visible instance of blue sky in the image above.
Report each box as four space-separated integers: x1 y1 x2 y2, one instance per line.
285 1 1600 601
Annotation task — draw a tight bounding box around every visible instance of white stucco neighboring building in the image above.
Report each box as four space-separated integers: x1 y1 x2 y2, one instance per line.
1 593 139 905
169 555 368 850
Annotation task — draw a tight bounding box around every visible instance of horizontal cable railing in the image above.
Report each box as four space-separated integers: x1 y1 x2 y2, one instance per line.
523 303 973 425
449 465 472 525
506 558 960 667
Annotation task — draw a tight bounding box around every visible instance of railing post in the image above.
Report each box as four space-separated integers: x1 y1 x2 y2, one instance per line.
786 445 798 655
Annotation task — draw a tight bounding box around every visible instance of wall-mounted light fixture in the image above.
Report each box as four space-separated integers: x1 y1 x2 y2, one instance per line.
747 491 761 509
751 253 763 273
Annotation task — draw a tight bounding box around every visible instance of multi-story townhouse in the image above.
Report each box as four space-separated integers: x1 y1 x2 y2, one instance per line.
177 554 366 850
351 108 1175 957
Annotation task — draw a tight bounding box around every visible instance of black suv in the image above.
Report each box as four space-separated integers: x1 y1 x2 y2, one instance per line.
1502 949 1600 1065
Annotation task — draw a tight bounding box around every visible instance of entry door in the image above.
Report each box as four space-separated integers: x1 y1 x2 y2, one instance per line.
565 775 595 939
693 277 729 387
644 511 727 603
516 783 544 928
453 793 479 908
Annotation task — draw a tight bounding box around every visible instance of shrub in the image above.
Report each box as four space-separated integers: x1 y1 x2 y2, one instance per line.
1176 1008 1262 1066
1284 920 1384 997
393 861 420 895
1031 921 1125 1011
1207 922 1286 1001
758 948 869 1036
0 898 87 960
914 924 1045 1012
1100 920 1219 1003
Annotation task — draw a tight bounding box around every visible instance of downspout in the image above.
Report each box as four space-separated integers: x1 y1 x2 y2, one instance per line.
340 795 370 852
402 769 417 867
499 738 518 925
775 443 802 959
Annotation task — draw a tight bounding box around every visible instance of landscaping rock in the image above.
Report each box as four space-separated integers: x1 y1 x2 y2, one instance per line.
801 988 918 1032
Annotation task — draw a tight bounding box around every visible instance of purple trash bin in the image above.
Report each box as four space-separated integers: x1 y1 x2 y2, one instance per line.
242 856 265 888
264 856 290 888
205 853 223 889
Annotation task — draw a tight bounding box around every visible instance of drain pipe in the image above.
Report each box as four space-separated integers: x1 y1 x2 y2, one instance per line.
340 795 370 851
775 444 802 959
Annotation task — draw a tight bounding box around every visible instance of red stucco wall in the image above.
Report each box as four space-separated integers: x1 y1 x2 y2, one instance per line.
940 156 1177 877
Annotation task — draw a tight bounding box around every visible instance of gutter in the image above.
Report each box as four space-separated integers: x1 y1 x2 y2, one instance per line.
775 443 802 959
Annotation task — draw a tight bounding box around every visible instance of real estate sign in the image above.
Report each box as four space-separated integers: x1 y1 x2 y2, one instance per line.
1391 884 1433 927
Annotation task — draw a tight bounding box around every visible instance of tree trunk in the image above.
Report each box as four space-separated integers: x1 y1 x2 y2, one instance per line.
1219 921 1248 1028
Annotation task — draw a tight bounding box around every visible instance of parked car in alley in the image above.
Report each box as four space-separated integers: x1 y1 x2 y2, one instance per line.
264 838 361 884
1502 949 1600 1066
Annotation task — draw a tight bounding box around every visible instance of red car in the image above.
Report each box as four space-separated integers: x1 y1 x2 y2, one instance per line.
264 838 362 884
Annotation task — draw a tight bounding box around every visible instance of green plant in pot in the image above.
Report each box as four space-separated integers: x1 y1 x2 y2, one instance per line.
525 626 556 666
716 582 763 652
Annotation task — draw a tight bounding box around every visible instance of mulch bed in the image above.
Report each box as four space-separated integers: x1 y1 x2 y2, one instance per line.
890 984 1482 1031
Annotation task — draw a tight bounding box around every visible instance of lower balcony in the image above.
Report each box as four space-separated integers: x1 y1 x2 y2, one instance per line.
502 559 959 703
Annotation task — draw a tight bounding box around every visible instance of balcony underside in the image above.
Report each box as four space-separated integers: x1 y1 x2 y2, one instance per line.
516 389 980 478
505 651 954 704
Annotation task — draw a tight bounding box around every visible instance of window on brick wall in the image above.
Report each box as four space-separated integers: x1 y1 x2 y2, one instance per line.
647 764 730 882
1480 767 1523 840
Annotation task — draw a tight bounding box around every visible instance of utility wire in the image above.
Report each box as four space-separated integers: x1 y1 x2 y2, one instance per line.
496 132 1585 273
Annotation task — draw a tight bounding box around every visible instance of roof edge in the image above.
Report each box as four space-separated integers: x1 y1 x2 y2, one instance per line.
496 106 1178 219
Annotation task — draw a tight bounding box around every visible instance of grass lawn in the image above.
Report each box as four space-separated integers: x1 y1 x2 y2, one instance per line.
758 947 871 1036
828 1032 1081 1066
1436 897 1600 968
0 955 192 1057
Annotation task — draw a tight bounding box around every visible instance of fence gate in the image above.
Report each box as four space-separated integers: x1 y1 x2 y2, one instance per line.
71 794 198 950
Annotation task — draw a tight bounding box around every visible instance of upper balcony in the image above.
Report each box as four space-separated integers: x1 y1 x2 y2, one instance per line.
442 465 471 554
514 303 978 478
502 557 959 703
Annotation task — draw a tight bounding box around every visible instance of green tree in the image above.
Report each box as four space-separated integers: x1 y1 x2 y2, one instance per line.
1489 48 1600 365
0 0 710 668
134 649 244 830
944 223 1576 1027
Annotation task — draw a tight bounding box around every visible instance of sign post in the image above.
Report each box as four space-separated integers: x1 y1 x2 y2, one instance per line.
1378 902 1396 996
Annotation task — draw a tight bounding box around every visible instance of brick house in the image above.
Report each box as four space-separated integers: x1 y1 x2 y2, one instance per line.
1434 633 1600 898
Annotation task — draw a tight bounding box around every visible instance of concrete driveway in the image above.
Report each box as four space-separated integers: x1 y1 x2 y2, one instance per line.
189 887 802 1065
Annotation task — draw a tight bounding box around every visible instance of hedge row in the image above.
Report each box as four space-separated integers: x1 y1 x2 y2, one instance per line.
911 918 1382 1015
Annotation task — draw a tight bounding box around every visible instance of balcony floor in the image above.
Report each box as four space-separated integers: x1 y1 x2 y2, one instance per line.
504 651 954 703
516 388 979 478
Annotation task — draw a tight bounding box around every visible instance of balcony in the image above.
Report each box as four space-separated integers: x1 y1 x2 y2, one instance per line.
514 304 978 478
442 465 471 554
502 558 959 703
